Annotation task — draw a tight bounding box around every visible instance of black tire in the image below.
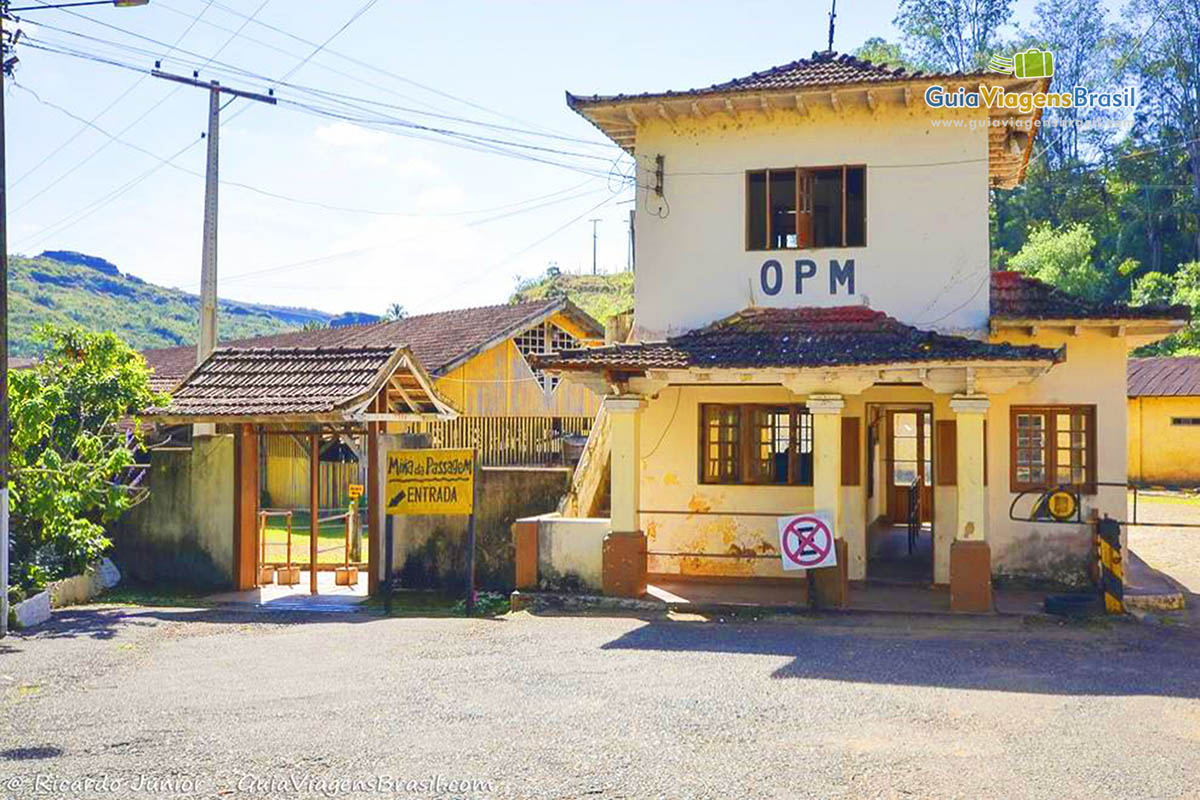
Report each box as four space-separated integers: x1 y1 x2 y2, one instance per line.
1044 593 1103 618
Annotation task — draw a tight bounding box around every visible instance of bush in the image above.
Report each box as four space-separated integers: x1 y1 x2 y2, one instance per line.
8 325 165 594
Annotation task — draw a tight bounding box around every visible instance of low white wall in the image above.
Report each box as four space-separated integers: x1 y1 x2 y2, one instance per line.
535 515 610 592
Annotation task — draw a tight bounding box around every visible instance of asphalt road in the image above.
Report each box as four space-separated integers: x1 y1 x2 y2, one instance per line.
3 606 1200 800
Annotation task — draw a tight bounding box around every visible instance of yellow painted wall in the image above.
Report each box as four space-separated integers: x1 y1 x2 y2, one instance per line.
638 385 960 584
631 102 993 340
432 312 602 418
633 330 1131 588
985 328 1129 583
1128 395 1200 485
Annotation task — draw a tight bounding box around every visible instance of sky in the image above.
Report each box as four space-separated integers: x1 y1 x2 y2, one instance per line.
4 0 1117 318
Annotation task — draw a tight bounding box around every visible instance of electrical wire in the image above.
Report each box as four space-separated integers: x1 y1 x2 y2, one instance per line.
10 0 214 189
11 1 271 215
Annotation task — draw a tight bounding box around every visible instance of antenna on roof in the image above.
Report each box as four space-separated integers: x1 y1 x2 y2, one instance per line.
827 0 837 53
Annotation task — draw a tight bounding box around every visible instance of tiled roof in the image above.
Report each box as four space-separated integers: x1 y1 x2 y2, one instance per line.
990 271 1191 321
1128 357 1200 397
148 345 446 419
533 306 1061 373
141 298 602 393
567 50 986 107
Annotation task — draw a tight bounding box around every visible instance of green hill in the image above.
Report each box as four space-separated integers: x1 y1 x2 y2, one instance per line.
9 251 374 357
510 270 633 324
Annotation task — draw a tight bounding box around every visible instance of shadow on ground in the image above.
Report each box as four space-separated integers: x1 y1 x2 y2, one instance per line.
600 616 1200 698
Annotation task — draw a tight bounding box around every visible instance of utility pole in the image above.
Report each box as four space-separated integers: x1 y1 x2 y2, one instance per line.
0 0 149 639
588 218 601 276
151 70 275 436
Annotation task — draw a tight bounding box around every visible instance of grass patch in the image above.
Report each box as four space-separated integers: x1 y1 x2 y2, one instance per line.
94 584 216 608
261 510 368 565
367 590 510 617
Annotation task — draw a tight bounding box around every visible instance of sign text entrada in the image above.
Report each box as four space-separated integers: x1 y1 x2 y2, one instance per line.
759 258 855 297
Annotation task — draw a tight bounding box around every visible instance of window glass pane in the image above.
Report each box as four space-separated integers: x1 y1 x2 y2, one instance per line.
845 166 865 246
747 172 767 250
769 170 797 249
795 409 814 485
703 406 740 483
812 168 844 247
750 407 790 483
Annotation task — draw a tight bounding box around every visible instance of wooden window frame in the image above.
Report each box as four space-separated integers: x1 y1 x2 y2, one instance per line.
745 165 867 251
699 403 815 486
1009 405 1097 495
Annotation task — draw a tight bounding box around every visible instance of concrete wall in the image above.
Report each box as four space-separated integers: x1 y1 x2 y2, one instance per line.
112 435 234 588
389 466 570 591
1128 395 1200 486
986 328 1129 586
632 103 992 340
534 515 609 593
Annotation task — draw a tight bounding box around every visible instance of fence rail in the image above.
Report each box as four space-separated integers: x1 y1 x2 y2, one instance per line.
397 415 591 467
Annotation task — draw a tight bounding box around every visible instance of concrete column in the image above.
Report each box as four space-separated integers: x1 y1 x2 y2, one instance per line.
602 395 647 597
808 394 844 535
605 396 645 534
807 393 848 608
949 394 991 612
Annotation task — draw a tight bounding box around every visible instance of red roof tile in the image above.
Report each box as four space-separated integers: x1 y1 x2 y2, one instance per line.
1128 357 1200 397
148 345 450 420
141 298 601 393
534 305 1061 373
990 271 1190 322
567 50 986 107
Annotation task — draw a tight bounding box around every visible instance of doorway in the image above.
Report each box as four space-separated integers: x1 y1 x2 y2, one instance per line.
887 409 932 525
868 405 935 583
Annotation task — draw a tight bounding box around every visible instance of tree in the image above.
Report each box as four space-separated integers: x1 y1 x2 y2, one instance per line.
7 326 165 596
853 37 920 71
1132 262 1200 354
1119 0 1200 260
1009 222 1108 301
384 303 408 321
894 0 1014 72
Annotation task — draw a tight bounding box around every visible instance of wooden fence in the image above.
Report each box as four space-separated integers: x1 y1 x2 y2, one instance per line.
260 416 590 508
395 415 591 467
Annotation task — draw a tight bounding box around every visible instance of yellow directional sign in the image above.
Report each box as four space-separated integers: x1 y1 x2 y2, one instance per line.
386 448 475 516
347 483 364 499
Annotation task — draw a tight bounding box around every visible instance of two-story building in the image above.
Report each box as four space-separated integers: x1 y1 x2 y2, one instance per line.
534 52 1189 611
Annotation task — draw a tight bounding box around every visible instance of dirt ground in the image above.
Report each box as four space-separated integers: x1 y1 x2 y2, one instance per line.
1127 492 1200 592
4 604 1200 800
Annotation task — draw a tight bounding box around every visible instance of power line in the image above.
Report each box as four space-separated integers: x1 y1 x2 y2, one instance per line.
11 1 271 214
10 0 214 189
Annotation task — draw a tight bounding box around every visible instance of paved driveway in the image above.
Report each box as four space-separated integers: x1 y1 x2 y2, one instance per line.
2 606 1200 799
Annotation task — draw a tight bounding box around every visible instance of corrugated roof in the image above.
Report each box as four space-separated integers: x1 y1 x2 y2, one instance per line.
1129 357 1200 397
141 297 602 394
148 345 453 421
990 271 1191 322
534 305 1061 373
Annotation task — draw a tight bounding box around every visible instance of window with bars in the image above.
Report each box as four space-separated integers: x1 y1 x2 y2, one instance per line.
747 166 866 250
1010 406 1096 493
701 404 814 485
513 322 579 393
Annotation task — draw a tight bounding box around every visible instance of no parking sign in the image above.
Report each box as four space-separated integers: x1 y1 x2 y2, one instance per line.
777 513 837 571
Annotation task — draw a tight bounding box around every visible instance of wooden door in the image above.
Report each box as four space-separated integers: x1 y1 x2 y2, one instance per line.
887 410 932 524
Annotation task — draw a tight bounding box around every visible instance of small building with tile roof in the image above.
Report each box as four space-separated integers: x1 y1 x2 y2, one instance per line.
516 51 1190 608
118 298 604 597
1128 357 1200 486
